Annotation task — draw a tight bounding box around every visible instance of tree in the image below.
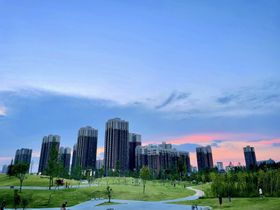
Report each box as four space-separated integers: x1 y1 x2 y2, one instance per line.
71 160 82 182
177 156 186 180
12 163 29 193
86 169 94 186
140 166 150 194
13 189 21 210
106 186 112 203
115 160 120 177
45 144 59 190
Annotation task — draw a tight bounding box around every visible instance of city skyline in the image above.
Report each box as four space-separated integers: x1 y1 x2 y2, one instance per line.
0 1 280 170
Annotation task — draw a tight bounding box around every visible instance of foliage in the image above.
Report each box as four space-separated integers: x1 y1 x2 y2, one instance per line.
210 169 280 197
13 189 21 209
45 143 59 190
8 163 29 193
140 166 150 193
106 186 112 203
171 197 280 210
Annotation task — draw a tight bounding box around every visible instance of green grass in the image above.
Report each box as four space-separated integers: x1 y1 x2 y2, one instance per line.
0 177 195 208
192 183 213 197
96 201 122 206
0 174 79 187
171 197 280 210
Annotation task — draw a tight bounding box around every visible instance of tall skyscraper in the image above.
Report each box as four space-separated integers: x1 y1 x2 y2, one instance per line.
59 147 71 174
76 126 98 171
14 148 32 171
38 135 60 174
243 145 257 169
104 118 129 174
129 133 141 171
196 145 214 171
71 144 77 174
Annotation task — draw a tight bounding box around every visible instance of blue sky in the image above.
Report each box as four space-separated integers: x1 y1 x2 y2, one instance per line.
0 0 280 170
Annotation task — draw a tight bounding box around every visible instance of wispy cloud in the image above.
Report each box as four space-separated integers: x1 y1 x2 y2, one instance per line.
0 105 7 116
155 91 191 109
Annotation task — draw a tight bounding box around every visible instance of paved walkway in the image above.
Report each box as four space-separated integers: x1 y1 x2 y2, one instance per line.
6 186 210 210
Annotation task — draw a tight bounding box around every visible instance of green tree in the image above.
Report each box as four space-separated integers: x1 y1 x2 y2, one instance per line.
86 169 94 186
106 186 112 203
13 189 21 210
115 160 120 177
12 163 29 193
45 144 59 190
177 156 186 180
140 166 150 194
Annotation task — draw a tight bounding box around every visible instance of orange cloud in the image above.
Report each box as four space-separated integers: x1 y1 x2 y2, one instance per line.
97 147 104 159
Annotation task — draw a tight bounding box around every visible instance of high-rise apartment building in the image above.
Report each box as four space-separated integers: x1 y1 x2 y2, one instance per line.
59 147 71 174
14 148 32 171
96 159 104 170
129 133 141 171
71 144 77 174
196 145 214 171
38 135 60 174
104 118 129 174
135 142 191 175
76 126 98 171
243 145 257 169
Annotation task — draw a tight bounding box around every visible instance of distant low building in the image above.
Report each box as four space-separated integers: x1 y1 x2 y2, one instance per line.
1 165 8 174
257 158 275 166
216 162 224 171
135 142 191 176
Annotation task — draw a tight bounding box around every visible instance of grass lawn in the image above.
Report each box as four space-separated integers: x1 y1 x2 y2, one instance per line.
0 174 79 187
171 197 280 210
0 177 195 208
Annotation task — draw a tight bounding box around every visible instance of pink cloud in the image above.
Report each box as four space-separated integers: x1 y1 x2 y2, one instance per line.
144 133 280 167
0 106 6 116
97 147 104 160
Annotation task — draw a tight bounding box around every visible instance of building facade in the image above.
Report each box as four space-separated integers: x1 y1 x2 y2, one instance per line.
243 145 257 169
76 126 98 171
104 118 129 174
38 135 60 174
196 145 214 171
71 144 77 174
14 148 32 171
129 133 141 171
59 147 71 175
135 142 191 176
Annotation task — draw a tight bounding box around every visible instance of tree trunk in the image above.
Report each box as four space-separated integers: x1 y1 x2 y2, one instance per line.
20 179 23 193
49 176 52 190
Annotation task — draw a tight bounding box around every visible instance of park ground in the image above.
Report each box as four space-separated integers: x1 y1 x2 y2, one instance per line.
0 174 280 209
171 184 280 210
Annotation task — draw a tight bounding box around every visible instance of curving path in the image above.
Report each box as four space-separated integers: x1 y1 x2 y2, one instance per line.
6 186 210 210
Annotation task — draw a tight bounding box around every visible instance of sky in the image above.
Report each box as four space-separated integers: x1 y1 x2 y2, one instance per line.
0 0 280 171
